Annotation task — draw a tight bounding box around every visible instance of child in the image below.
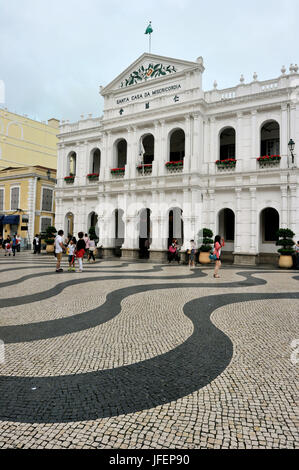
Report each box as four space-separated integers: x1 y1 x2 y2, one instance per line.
5 240 12 256
188 239 196 269
67 237 76 271
75 232 86 272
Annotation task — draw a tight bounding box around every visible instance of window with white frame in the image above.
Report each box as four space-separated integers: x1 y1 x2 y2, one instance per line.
41 187 53 212
0 189 4 211
40 217 52 233
10 187 19 211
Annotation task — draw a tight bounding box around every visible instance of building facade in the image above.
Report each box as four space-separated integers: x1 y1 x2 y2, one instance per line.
55 53 299 264
0 166 56 246
0 109 59 242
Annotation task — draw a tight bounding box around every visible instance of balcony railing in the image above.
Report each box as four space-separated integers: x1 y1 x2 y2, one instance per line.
215 159 237 171
64 175 75 184
87 173 99 182
110 167 125 178
165 160 184 173
136 164 152 176
257 155 281 168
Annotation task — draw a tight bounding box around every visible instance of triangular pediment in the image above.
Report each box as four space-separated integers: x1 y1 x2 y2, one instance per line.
101 53 202 95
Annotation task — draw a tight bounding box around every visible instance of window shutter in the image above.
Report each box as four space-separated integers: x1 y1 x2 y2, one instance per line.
11 187 19 210
42 188 53 211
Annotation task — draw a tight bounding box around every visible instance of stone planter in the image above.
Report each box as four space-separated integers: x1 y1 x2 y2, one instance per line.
46 244 54 253
199 251 211 264
278 255 293 269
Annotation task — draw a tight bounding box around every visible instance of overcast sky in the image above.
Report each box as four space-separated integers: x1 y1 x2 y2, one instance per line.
0 0 298 123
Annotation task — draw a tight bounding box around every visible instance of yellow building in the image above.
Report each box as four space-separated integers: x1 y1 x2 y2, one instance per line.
0 108 59 169
0 108 59 246
0 166 56 247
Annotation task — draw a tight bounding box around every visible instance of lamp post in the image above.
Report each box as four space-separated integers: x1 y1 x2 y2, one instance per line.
288 139 295 165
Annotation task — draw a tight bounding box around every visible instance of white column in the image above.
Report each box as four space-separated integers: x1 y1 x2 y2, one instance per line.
160 120 166 175
234 188 242 252
251 110 257 158
191 113 200 172
249 187 257 253
210 117 216 169
289 184 297 234
57 144 65 188
208 189 216 235
152 121 159 177
281 185 288 228
236 112 243 168
281 104 288 165
183 114 192 173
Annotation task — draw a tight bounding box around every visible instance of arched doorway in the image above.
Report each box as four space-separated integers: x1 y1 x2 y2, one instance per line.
219 128 235 160
65 213 74 238
139 208 151 259
260 208 279 246
114 209 125 256
168 207 184 248
88 211 99 240
218 208 235 261
169 129 185 161
260 121 280 156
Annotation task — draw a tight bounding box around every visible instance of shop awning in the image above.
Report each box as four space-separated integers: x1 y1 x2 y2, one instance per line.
0 215 4 223
2 215 20 224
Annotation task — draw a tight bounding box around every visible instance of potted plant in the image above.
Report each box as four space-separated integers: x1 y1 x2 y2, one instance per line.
215 158 237 168
198 228 214 264
87 173 99 181
165 160 184 170
45 225 57 253
276 228 295 268
111 167 125 176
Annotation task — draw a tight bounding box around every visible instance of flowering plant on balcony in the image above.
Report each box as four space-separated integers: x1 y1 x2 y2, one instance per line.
87 173 99 180
64 175 75 183
165 160 184 168
136 163 152 171
215 158 236 167
257 155 281 162
110 167 125 175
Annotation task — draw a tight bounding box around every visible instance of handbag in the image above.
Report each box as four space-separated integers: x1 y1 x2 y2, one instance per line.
209 252 217 260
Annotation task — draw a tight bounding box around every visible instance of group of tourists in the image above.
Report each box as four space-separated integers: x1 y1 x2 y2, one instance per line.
168 235 225 277
54 230 98 273
0 234 21 256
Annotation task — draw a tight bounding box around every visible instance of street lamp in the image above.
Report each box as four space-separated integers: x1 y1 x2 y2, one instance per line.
288 139 295 165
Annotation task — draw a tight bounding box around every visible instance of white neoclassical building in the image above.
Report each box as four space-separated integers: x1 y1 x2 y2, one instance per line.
55 53 299 264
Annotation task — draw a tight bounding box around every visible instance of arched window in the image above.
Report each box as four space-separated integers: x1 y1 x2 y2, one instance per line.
260 208 279 242
260 121 280 156
114 209 125 256
139 208 151 259
91 149 101 174
117 139 127 167
140 134 154 164
219 128 235 160
68 152 76 176
169 129 185 161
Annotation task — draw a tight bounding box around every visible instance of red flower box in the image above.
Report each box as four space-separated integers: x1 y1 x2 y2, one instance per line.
87 173 99 180
110 167 125 174
165 160 184 167
257 155 281 162
64 175 75 183
215 158 236 167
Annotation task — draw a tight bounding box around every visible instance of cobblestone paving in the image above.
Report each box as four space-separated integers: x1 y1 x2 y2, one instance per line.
0 252 298 448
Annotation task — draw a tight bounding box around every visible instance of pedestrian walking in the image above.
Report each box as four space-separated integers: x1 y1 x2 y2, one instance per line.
54 230 66 272
87 238 96 262
187 239 196 269
83 233 90 259
67 237 76 271
15 234 21 252
3 235 12 256
213 235 225 278
12 234 18 256
76 232 86 272
33 234 41 254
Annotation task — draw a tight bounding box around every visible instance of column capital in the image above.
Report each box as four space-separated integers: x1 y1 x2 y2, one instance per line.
251 109 257 116
281 103 288 111
249 186 257 194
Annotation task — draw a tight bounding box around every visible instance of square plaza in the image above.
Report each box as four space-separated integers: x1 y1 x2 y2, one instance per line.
0 252 298 449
